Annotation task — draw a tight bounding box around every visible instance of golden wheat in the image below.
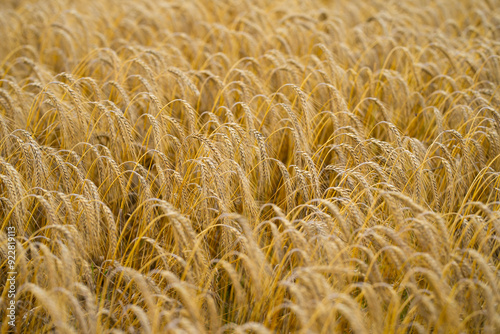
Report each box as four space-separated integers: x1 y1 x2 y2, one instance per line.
0 0 499 333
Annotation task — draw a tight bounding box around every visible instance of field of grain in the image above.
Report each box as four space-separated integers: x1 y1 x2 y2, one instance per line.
0 0 499 333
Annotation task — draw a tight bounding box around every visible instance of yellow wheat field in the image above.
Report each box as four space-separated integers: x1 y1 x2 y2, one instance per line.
0 0 499 332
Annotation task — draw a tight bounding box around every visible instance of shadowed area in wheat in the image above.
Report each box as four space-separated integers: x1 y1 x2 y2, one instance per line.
0 0 499 333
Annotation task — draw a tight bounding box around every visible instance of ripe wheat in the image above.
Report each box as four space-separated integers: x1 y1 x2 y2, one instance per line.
0 0 500 333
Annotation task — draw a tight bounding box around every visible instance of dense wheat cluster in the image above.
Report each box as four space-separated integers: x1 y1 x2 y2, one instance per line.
0 0 499 332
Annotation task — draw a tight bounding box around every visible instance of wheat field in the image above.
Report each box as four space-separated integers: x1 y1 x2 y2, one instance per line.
0 0 499 333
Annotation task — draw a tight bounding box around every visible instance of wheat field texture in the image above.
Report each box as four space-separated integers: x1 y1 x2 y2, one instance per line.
0 0 499 333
